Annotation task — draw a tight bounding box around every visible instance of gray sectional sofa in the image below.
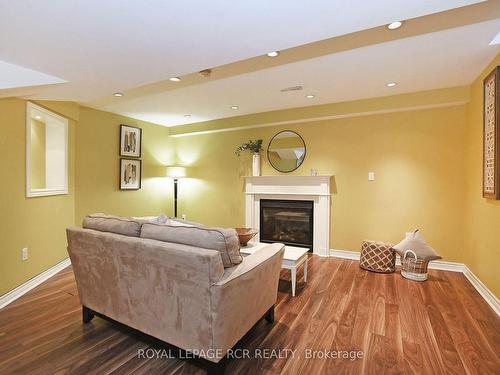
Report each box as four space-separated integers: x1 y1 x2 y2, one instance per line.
66 214 284 373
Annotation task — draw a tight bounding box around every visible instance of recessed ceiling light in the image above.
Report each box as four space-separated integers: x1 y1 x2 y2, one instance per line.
386 82 397 87
305 94 315 99
184 114 191 118
387 21 403 30
169 77 181 82
266 51 280 57
231 106 239 110
113 92 123 97
35 115 42 120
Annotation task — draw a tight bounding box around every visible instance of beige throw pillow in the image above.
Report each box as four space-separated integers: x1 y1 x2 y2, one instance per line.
393 229 441 261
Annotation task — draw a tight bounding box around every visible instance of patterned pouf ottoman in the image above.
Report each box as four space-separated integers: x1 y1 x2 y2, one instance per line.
359 240 395 273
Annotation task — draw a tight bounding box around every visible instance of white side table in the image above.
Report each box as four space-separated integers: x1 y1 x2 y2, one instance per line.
240 242 309 297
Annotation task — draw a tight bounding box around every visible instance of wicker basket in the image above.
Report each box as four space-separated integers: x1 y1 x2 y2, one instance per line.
401 250 429 281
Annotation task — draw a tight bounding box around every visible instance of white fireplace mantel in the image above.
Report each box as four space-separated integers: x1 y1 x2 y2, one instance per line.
244 176 332 257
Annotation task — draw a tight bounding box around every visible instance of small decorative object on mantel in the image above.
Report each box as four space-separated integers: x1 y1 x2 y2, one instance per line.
235 227 258 246
120 124 142 158
235 139 263 176
483 66 500 199
393 229 441 281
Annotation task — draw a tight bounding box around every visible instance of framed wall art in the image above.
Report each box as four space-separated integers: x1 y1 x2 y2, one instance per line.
120 124 142 157
120 158 142 190
483 66 500 200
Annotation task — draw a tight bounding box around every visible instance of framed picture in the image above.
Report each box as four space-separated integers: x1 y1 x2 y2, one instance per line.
483 66 500 199
120 158 141 190
120 124 142 157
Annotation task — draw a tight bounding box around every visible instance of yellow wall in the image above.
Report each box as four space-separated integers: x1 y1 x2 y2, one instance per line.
0 99 76 296
175 105 466 262
464 53 500 297
0 101 173 296
75 106 174 224
30 119 46 189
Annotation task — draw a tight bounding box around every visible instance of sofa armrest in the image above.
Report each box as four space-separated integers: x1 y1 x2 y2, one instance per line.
209 243 285 355
214 243 284 286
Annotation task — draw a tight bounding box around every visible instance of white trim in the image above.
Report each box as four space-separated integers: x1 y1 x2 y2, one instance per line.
330 249 463 271
0 257 71 309
26 101 69 198
244 191 331 196
170 101 468 138
463 265 500 316
330 249 360 261
330 249 498 316
427 260 464 272
245 176 331 257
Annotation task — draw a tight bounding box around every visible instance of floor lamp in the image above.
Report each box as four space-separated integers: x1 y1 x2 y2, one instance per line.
166 166 186 218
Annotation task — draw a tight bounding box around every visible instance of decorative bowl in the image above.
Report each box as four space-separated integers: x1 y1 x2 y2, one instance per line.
235 228 258 246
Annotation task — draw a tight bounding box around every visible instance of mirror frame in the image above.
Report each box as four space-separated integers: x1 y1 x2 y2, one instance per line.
26 102 69 197
267 130 307 173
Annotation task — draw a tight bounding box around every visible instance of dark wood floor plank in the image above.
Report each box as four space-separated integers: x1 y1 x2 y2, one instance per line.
446 272 499 363
402 340 424 375
0 258 498 375
384 304 404 374
365 333 386 375
394 277 421 345
426 305 466 375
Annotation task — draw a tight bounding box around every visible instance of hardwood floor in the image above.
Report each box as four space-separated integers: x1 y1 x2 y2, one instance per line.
0 256 498 374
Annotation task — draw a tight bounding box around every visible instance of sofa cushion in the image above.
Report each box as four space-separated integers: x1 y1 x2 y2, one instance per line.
83 213 141 237
141 223 242 268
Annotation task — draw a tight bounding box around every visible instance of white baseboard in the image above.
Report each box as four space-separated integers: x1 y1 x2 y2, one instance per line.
330 249 361 261
462 265 500 316
330 249 498 316
0 257 71 309
427 260 464 272
330 249 463 271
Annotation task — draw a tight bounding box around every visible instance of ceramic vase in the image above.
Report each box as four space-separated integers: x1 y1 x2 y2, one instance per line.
252 153 261 176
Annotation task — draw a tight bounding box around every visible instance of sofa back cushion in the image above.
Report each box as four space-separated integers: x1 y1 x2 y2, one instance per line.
141 223 242 268
83 213 141 237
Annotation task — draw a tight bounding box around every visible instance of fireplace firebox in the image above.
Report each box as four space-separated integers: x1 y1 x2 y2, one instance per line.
259 199 313 250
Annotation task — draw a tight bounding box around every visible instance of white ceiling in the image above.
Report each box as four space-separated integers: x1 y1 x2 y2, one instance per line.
0 60 65 90
0 0 495 126
97 20 500 126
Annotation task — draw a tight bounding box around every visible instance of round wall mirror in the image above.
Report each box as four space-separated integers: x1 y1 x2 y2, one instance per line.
267 130 306 173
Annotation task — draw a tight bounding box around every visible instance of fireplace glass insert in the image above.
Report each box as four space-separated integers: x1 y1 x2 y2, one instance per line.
259 199 313 250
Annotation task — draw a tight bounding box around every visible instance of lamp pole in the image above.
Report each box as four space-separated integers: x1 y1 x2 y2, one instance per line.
166 166 185 218
173 177 178 218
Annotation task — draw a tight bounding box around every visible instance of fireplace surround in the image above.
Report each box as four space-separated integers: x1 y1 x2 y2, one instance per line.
244 175 332 256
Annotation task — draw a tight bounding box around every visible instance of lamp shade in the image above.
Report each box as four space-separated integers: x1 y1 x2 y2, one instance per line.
166 166 186 178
